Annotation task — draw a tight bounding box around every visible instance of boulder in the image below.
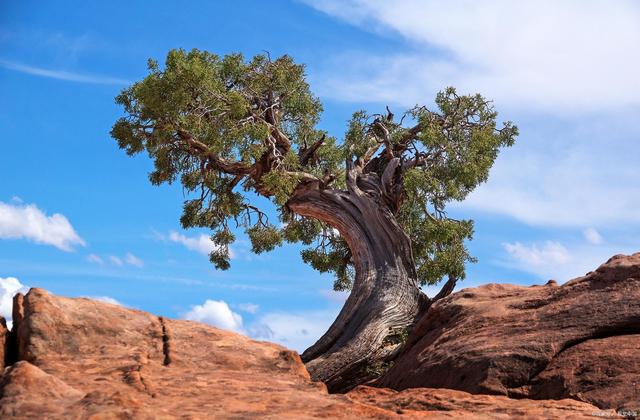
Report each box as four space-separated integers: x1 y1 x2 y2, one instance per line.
0 288 608 418
378 253 640 411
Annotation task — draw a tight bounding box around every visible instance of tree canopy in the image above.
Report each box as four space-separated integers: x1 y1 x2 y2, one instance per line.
112 49 517 291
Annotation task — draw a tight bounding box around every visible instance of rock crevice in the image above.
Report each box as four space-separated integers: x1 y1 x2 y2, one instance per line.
159 316 172 366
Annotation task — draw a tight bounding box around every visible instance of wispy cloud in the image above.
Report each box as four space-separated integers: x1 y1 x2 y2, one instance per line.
156 230 236 258
235 302 259 314
86 254 104 265
82 295 124 306
124 252 144 268
108 256 123 267
306 1 640 230
583 228 604 245
499 238 633 282
0 59 129 85
306 1 640 112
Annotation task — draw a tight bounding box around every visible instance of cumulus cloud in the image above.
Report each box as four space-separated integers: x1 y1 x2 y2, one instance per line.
182 298 341 352
583 228 604 245
248 310 339 352
307 0 640 112
0 201 85 251
0 277 29 329
183 299 245 333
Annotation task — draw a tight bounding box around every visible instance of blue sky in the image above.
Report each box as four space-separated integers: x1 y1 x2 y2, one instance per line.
1 1 639 351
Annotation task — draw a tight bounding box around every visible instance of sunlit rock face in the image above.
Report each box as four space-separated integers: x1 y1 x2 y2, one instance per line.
0 287 612 418
378 253 640 411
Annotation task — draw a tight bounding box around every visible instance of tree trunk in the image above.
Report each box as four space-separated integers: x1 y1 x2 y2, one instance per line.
287 178 429 392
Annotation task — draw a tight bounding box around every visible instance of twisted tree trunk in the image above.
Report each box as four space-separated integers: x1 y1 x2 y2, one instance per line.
287 175 429 392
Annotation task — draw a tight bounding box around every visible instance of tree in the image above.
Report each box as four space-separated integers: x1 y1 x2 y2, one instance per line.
111 49 518 392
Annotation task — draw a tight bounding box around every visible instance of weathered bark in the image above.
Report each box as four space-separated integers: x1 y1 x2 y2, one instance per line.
287 176 428 392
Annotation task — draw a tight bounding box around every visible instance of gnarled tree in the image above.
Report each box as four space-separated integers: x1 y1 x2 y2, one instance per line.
111 49 518 392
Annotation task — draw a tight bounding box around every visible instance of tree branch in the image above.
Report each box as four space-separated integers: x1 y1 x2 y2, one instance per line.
432 275 457 301
299 134 325 166
177 130 252 176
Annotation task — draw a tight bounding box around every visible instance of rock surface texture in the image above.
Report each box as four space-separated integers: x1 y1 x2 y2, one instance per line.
0 288 612 418
0 316 7 370
378 253 640 412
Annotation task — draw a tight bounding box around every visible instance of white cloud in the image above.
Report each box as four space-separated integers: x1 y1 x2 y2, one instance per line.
124 252 144 268
307 0 640 112
167 230 235 258
0 59 129 85
86 254 104 265
109 256 123 267
583 228 603 245
0 277 29 329
168 231 216 255
0 201 85 251
504 241 571 268
95 253 143 268
181 298 342 352
183 299 245 333
305 2 640 230
248 309 339 352
236 303 259 314
456 130 640 227
500 239 636 282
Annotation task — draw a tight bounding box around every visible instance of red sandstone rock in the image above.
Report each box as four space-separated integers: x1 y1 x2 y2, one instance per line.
378 253 640 411
523 334 640 411
0 316 7 370
0 288 608 418
348 386 614 419
0 361 83 418
3 288 390 418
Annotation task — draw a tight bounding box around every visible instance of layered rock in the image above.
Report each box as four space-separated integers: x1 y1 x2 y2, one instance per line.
378 253 640 411
0 288 609 418
348 386 610 419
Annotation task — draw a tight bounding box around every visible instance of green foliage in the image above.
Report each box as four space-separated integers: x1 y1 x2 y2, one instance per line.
111 49 338 269
112 50 517 293
365 361 395 377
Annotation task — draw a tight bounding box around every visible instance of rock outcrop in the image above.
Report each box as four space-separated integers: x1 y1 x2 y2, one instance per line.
378 253 640 411
348 386 610 419
0 288 611 418
0 316 7 370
